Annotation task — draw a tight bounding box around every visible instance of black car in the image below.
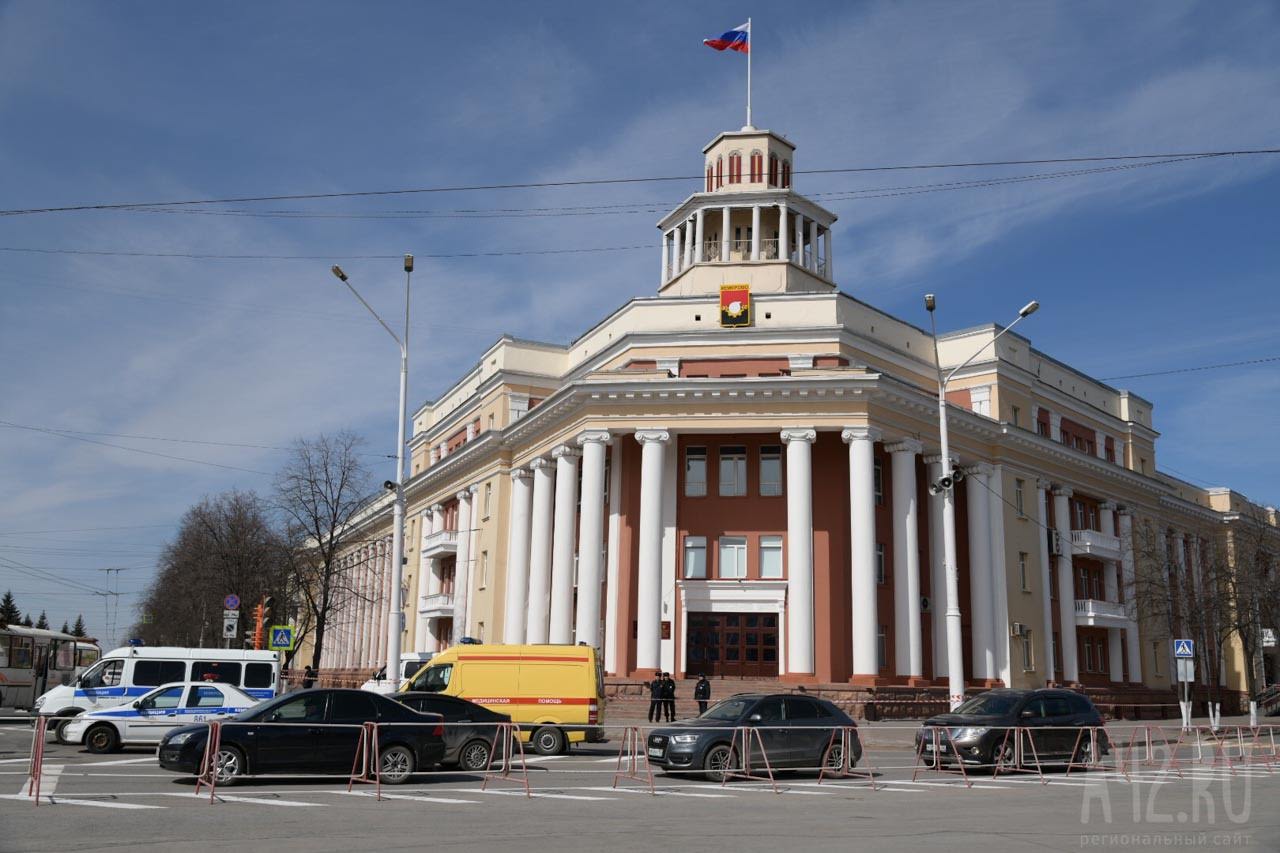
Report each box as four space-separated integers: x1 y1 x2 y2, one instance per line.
394 692 511 771
157 688 446 786
915 688 1108 768
647 693 861 781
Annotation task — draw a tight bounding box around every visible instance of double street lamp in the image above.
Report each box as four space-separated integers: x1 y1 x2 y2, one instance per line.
925 294 1038 710
331 256 414 684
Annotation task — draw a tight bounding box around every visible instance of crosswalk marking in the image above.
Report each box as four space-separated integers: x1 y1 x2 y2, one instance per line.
338 790 480 805
584 786 735 799
477 788 613 801
45 796 164 810
81 757 158 767
213 794 322 807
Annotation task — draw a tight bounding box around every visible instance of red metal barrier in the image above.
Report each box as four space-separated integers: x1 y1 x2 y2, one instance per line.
991 728 1047 785
817 726 877 789
1236 725 1278 771
481 722 530 797
721 726 778 793
1065 724 1130 780
611 726 655 793
193 721 224 803
911 726 972 789
347 722 383 800
26 715 48 807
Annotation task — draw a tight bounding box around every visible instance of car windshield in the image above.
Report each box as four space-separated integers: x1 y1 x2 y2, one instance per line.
954 694 1020 716
700 698 753 721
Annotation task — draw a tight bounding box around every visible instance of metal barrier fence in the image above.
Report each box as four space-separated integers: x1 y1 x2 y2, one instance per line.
10 715 1279 808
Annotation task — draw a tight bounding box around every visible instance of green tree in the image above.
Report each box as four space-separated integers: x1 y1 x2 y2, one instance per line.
35 611 49 630
22 613 33 627
0 590 19 627
60 621 70 634
71 615 87 637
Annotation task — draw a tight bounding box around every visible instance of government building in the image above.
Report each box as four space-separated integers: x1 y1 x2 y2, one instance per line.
310 123 1277 713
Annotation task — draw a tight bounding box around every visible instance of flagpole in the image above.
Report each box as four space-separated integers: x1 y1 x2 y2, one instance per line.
746 18 752 127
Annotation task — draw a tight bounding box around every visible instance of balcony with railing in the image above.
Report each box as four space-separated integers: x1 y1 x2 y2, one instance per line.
1074 597 1131 627
422 529 458 558
418 592 454 618
1070 529 1121 562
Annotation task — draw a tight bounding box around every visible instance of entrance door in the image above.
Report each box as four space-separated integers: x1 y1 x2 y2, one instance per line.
686 612 779 678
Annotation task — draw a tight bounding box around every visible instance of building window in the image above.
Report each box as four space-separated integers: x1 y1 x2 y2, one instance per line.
1083 640 1094 673
1097 639 1108 673
877 626 887 670
1087 505 1098 531
1036 420 1048 437
759 535 783 578
718 536 747 579
483 483 492 518
768 154 779 186
876 543 885 585
683 536 707 579
685 447 708 497
479 551 488 588
1022 633 1035 671
716 156 723 188
718 446 747 496
1074 501 1086 530
1140 457 1148 474
705 166 713 192
1010 405 1021 427
1049 565 1058 601
873 461 884 505
476 622 485 643
749 150 763 182
759 446 782 496
728 152 742 184
1019 552 1030 592
1052 631 1061 673
1014 479 1026 517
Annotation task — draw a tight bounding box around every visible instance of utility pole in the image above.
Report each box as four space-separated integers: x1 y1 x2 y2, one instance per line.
96 567 128 647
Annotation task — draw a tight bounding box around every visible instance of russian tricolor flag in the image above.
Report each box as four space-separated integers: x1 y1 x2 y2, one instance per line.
703 23 749 54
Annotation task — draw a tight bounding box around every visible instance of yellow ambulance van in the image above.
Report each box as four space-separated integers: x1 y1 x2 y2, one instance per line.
401 644 604 754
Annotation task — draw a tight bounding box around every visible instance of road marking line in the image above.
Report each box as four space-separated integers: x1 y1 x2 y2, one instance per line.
881 779 1008 790
79 757 158 767
520 755 564 764
44 797 164 810
17 763 61 797
584 786 735 799
212 795 322 807
476 789 613 801
337 790 480 805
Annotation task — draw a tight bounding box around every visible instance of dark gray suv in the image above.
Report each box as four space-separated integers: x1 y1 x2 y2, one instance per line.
647 693 860 781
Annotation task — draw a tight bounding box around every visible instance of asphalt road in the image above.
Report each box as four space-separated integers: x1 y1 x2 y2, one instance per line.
1 724 1276 853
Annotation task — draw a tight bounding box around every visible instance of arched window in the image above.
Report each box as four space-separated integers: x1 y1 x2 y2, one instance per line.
728 151 742 184
716 156 724 188
749 150 763 183
706 165 713 192
768 154 779 187
781 160 791 189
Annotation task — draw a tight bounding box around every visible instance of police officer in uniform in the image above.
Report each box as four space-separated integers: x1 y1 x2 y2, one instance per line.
647 673 664 723
662 672 677 722
694 674 711 715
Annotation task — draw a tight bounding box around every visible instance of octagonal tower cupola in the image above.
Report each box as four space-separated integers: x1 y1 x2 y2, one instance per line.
657 127 837 297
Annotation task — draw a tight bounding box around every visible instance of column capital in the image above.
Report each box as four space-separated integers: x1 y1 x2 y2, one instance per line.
841 425 882 444
886 438 924 456
922 453 957 466
1117 506 1133 518
576 429 611 446
551 445 581 461
510 467 532 482
456 490 472 503
1099 500 1118 512
1052 485 1074 498
1170 530 1186 543
430 503 444 514
528 457 554 472
634 429 671 445
468 483 480 495
963 462 994 478
780 428 817 445
1036 477 1052 491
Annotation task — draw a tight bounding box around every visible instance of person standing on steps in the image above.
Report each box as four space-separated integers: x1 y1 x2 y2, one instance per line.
694 673 711 715
662 672 677 722
646 673 664 723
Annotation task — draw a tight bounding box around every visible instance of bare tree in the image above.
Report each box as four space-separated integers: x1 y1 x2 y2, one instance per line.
1218 506 1280 698
274 431 372 671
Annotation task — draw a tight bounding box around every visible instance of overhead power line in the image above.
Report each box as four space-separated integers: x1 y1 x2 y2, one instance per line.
1102 355 1280 381
1 148 1276 217
0 244 651 261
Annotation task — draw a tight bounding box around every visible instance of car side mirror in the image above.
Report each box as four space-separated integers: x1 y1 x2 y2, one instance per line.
269 711 282 722
132 701 141 709
748 713 762 723
1020 709 1035 719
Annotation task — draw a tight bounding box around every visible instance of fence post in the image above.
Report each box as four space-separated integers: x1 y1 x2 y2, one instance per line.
193 720 224 803
347 722 383 800
612 726 655 793
25 714 48 806
481 722 531 797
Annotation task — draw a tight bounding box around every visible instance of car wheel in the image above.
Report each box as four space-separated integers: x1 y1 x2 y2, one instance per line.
822 741 849 772
213 745 247 786
532 726 566 756
85 724 121 754
459 739 492 772
379 744 416 784
988 736 1015 769
54 712 81 745
702 743 739 783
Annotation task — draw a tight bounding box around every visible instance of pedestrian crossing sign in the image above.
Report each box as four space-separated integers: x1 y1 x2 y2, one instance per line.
269 625 295 651
1173 638 1194 659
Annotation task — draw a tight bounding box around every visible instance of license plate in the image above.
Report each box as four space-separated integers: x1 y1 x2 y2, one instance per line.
648 747 664 757
924 743 936 752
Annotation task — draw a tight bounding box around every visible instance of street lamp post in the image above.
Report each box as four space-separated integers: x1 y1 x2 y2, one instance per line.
925 294 1038 710
331 255 414 685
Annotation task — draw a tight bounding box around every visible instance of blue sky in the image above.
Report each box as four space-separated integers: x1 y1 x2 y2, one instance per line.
2 1 1278 646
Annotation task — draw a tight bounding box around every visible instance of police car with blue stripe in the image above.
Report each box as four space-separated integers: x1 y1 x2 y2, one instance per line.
63 681 261 753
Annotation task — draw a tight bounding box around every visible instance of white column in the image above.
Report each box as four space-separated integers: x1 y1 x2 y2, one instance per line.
355 548 370 667
672 225 683 274
794 212 804 265
604 438 624 673
778 204 788 263
548 445 581 645
635 430 670 672
576 431 610 650
374 542 388 665
965 464 995 681
1036 480 1055 683
925 455 950 678
453 489 473 645
808 218 819 271
888 439 924 680
683 219 694 268
750 204 761 260
661 232 670 281
782 429 817 675
823 226 833 279
694 209 705 264
720 206 730 261
1118 510 1142 683
1098 501 1123 682
1053 487 1080 683
503 469 534 643
525 457 556 644
427 505 444 595
463 484 480 638
843 426 882 680
988 465 1011 685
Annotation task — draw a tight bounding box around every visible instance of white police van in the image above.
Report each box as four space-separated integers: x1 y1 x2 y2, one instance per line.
359 652 435 695
34 646 279 743
62 681 260 753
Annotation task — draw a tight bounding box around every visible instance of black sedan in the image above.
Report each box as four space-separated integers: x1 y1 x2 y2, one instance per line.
915 688 1108 768
647 693 861 781
158 689 446 786
393 692 511 771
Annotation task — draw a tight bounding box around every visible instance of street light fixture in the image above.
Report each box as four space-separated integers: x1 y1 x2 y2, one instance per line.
330 255 415 684
925 294 1038 710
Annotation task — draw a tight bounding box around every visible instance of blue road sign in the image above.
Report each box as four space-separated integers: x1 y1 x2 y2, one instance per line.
1173 638 1195 659
224 594 240 610
268 625 295 651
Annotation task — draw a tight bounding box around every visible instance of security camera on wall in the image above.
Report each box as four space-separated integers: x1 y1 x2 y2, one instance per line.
384 480 396 492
